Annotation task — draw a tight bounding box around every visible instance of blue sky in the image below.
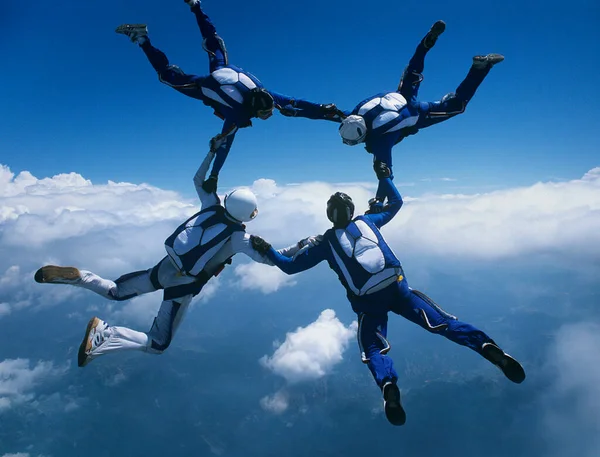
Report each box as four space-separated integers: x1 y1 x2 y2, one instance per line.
1 0 598 197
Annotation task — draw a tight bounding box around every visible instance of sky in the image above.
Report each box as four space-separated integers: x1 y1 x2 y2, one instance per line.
1 0 599 196
1 0 600 456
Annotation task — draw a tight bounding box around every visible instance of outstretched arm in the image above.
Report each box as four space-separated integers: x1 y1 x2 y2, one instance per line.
250 235 328 274
209 120 239 179
193 150 220 209
366 164 403 228
270 91 345 122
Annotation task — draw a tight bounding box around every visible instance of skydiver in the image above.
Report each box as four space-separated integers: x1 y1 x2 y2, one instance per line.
337 21 504 202
34 149 318 367
115 0 343 192
249 162 526 426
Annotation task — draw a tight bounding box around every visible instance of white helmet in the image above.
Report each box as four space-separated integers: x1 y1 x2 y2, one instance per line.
224 188 258 222
339 115 367 146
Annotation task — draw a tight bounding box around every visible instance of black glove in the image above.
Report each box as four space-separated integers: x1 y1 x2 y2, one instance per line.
373 160 392 179
320 103 343 120
202 174 218 193
250 235 272 255
365 197 384 214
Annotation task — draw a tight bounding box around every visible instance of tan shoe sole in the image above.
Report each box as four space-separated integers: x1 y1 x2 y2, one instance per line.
34 266 80 283
78 317 100 367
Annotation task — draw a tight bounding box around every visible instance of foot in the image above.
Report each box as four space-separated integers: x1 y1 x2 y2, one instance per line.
34 265 81 284
472 53 505 70
382 381 406 426
423 20 446 49
115 24 148 44
78 317 109 367
482 342 526 384
185 0 200 7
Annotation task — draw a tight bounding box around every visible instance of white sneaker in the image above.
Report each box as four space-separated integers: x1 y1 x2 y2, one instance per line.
34 265 81 284
185 0 200 7
78 317 109 367
115 24 148 44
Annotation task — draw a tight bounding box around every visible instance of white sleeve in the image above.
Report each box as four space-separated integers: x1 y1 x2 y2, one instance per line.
193 151 220 209
229 232 274 265
277 242 301 258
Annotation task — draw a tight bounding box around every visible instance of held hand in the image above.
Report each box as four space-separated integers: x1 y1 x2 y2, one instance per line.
321 103 344 121
298 235 324 249
202 175 218 193
365 198 384 214
250 235 272 255
373 160 392 179
209 134 225 153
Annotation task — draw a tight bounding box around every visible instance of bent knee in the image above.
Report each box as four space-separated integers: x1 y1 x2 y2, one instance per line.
149 337 172 353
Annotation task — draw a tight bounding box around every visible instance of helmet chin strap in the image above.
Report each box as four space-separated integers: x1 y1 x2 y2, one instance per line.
223 210 243 224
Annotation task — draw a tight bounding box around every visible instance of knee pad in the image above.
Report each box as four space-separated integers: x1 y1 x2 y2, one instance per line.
158 65 197 89
202 35 229 65
411 289 457 320
357 315 391 364
398 67 424 91
428 92 466 117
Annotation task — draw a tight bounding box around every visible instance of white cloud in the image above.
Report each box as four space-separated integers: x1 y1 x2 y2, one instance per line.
2 163 600 322
259 388 289 414
233 262 296 294
0 359 68 412
249 168 600 261
541 322 600 457
260 309 357 384
2 453 30 457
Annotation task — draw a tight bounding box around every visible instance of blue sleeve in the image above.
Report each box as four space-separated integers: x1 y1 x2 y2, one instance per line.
270 91 339 122
209 120 237 176
266 241 328 274
365 178 403 228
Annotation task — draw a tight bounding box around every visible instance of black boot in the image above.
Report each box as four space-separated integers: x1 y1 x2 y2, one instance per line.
383 381 406 426
482 342 526 384
472 53 505 70
423 20 446 49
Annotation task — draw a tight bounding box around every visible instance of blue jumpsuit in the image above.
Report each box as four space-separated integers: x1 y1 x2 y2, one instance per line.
342 40 497 200
265 178 495 389
139 3 337 176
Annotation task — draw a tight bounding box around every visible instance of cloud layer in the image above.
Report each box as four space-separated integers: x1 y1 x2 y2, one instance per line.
0 358 67 412
541 322 600 457
2 163 600 323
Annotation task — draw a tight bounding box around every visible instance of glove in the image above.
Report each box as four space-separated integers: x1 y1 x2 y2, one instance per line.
373 160 392 179
365 198 384 214
202 174 218 193
209 134 226 153
298 235 323 249
250 235 272 255
320 103 344 120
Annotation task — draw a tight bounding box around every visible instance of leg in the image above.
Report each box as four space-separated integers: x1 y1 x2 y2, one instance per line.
34 259 166 301
357 312 397 388
414 53 505 130
392 279 493 353
115 24 205 90
76 259 206 366
397 20 446 102
357 312 406 426
188 2 228 72
139 41 205 90
391 280 525 383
